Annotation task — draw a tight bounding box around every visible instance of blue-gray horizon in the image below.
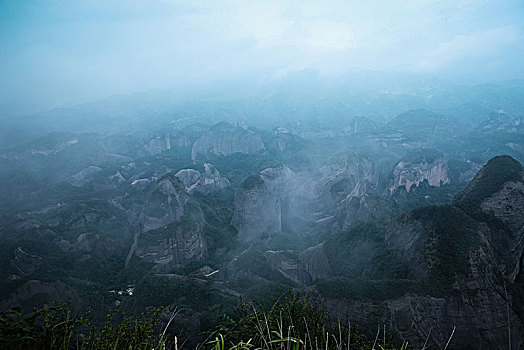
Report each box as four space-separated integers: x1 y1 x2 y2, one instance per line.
1 0 524 116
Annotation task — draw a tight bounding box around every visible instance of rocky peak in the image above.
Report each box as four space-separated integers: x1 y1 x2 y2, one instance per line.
231 164 320 242
259 164 295 188
142 173 187 232
191 122 266 160
383 156 524 348
389 150 450 193
175 163 230 194
144 133 190 155
144 134 171 155
231 174 281 243
454 155 523 213
319 153 379 201
128 173 207 270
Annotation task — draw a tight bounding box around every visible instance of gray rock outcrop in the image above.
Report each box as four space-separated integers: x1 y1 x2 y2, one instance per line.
315 153 381 228
144 133 191 155
231 155 383 242
264 250 313 285
130 173 207 271
298 243 332 281
145 135 171 155
384 156 524 349
231 174 281 242
390 156 450 192
191 122 265 160
175 163 230 194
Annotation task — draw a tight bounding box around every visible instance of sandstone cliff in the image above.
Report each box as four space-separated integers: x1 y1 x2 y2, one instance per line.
175 163 230 195
322 156 524 349
389 151 451 193
129 173 207 271
191 122 265 161
230 174 281 242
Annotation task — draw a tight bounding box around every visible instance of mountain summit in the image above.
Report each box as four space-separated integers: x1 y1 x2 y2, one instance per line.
454 155 523 211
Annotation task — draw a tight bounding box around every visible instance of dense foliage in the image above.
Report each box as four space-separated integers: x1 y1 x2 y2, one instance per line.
0 293 419 350
454 155 523 213
0 301 167 350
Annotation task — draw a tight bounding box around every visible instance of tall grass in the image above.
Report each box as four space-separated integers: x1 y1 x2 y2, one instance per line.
200 292 416 350
0 292 452 349
0 301 172 350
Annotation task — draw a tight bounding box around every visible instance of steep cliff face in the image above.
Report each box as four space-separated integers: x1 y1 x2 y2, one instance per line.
386 156 524 349
383 224 523 349
298 243 332 281
140 174 187 232
191 122 266 160
481 181 524 281
390 151 451 193
264 250 313 285
230 165 319 243
324 288 521 350
260 166 318 235
319 153 379 202
230 174 281 242
175 163 230 194
231 155 383 242
459 156 524 284
321 156 524 349
316 153 381 228
144 135 171 155
144 133 191 155
131 173 207 271
259 243 332 285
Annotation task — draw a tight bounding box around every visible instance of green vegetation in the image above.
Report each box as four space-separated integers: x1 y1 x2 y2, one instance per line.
324 220 410 282
412 205 478 289
241 175 265 190
454 155 523 213
0 301 168 350
1 293 422 349
205 291 409 350
323 196 483 296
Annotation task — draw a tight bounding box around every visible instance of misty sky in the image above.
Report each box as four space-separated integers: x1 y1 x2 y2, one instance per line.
1 0 524 116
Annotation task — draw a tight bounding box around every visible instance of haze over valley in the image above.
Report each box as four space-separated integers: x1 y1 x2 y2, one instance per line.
1 1 524 349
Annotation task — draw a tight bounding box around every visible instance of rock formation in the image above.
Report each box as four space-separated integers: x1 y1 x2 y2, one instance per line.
130 173 207 271
323 156 524 349
390 151 450 192
175 163 230 194
231 174 281 242
191 122 266 160
231 155 383 242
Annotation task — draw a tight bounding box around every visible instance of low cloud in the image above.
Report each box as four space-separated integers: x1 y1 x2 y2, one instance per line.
414 26 521 72
1 0 523 115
